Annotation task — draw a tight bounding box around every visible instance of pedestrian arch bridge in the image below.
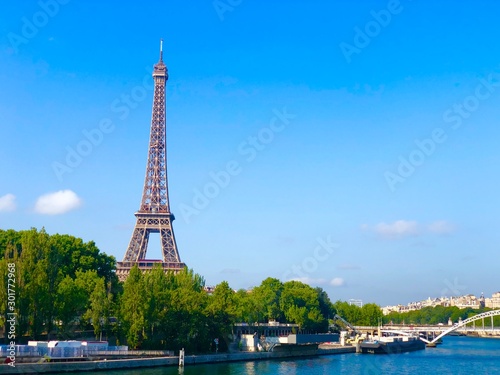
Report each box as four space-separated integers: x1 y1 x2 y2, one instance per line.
427 309 500 344
355 309 500 345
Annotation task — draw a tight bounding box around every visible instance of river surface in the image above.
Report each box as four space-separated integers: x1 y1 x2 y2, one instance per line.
78 336 500 375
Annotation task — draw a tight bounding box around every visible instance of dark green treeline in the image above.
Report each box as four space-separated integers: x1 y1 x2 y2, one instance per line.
121 267 338 351
0 228 118 342
0 228 336 351
5 229 491 351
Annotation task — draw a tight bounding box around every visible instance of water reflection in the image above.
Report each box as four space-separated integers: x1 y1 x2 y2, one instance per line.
68 337 500 375
244 361 256 375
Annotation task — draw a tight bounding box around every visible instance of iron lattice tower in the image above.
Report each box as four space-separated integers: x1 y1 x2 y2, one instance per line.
117 40 185 281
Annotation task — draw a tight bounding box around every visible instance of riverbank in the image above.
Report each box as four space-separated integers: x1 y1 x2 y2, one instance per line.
2 345 353 374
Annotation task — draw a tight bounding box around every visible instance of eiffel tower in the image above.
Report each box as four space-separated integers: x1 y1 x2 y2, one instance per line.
116 40 185 281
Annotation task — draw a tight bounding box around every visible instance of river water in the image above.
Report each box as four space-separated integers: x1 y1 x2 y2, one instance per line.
79 336 500 375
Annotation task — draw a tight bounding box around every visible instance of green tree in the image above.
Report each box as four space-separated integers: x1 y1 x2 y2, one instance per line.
120 265 147 349
334 301 363 325
164 268 209 352
316 287 336 320
142 265 170 348
51 234 118 289
360 303 383 326
252 277 284 322
234 289 259 323
0 230 22 260
18 228 61 340
55 275 87 336
206 281 238 329
205 281 238 350
84 276 113 340
0 228 117 341
280 281 326 331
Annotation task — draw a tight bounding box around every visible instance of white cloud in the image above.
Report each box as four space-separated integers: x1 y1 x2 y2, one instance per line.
364 219 456 239
371 220 419 239
0 194 16 212
428 220 455 234
34 190 82 215
330 277 345 287
375 220 419 237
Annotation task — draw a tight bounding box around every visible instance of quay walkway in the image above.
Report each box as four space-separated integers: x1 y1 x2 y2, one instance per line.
2 345 353 374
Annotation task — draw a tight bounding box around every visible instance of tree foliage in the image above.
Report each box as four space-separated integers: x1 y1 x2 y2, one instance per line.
251 277 284 322
1 228 342 351
0 228 118 341
333 301 383 326
119 266 213 351
120 266 147 348
280 281 327 331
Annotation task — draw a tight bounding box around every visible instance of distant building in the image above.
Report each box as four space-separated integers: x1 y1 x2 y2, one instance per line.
485 292 500 309
450 294 483 309
381 292 499 315
204 286 215 295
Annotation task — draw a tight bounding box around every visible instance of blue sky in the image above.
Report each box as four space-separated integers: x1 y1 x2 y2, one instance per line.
1 1 500 306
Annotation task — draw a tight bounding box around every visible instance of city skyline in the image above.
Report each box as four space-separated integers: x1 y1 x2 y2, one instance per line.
382 291 500 315
1 1 500 306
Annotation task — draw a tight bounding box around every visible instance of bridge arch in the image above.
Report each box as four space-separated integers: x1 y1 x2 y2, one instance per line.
431 309 500 344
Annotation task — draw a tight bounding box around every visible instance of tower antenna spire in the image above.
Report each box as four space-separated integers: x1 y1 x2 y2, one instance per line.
160 38 163 61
